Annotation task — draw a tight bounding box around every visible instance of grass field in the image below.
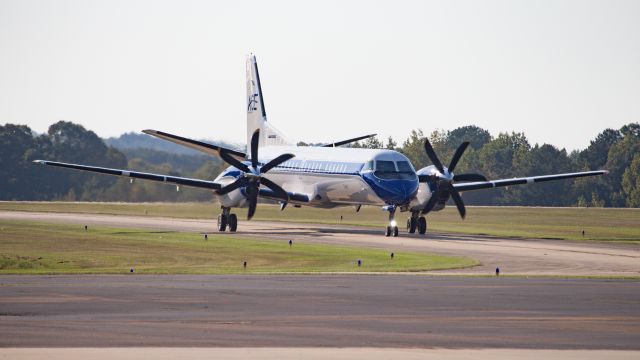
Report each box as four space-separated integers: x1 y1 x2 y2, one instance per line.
1 201 638 243
0 219 477 274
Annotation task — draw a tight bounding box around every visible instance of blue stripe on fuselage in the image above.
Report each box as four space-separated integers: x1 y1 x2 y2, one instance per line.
361 172 418 205
221 160 365 177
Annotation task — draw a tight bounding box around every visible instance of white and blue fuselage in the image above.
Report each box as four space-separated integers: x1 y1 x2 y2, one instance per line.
215 146 426 210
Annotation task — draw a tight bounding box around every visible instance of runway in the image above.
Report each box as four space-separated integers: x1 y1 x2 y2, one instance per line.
1 275 639 348
1 210 638 276
1 211 640 356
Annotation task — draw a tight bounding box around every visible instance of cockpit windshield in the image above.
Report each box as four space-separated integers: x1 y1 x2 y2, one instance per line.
373 160 416 180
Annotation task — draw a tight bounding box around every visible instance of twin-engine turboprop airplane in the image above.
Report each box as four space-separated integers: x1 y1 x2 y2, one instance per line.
34 55 607 237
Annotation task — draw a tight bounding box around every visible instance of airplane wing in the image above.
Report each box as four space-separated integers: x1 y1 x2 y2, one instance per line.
142 129 246 160
33 160 221 190
258 188 310 203
453 170 608 192
321 134 377 147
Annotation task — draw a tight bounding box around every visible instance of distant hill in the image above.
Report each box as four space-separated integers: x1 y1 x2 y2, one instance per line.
117 147 219 175
104 132 243 156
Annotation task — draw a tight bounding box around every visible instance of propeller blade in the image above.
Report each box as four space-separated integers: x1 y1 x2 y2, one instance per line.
453 173 487 182
250 129 260 169
421 192 439 214
217 177 248 195
448 142 469 172
424 140 445 173
260 177 289 201
260 153 295 174
219 149 251 173
448 184 466 219
247 185 258 220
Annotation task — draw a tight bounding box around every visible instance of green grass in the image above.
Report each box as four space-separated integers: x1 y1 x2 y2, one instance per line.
1 201 638 243
0 219 477 274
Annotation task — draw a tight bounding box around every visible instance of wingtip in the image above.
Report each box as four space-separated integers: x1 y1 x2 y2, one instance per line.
32 160 45 164
141 129 155 135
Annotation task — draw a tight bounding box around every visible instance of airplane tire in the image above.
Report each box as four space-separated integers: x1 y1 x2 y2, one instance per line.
385 226 391 237
407 218 417 233
393 226 399 237
217 214 227 232
228 214 238 232
417 216 427 235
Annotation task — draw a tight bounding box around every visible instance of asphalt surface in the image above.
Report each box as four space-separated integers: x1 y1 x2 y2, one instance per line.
1 211 639 352
1 275 639 349
1 211 638 276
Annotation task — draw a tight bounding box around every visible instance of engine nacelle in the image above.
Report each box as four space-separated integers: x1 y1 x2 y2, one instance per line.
214 168 249 208
407 166 437 211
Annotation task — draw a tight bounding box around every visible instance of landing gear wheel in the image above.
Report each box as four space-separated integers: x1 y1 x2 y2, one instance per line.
407 218 417 234
417 216 427 235
217 214 227 232
385 226 391 237
393 226 399 237
228 214 237 232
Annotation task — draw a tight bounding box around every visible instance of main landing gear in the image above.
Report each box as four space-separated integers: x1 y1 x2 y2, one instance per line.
385 207 399 237
406 212 427 235
217 207 238 232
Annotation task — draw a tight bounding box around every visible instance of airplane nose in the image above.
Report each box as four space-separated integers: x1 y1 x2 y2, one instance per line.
362 173 418 205
384 181 417 204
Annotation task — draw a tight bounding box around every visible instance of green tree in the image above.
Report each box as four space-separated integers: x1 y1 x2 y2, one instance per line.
0 124 44 200
578 128 622 169
517 144 572 206
604 131 640 206
621 154 640 207
44 121 127 200
475 132 531 205
447 125 492 150
400 129 429 169
385 136 397 150
362 135 384 149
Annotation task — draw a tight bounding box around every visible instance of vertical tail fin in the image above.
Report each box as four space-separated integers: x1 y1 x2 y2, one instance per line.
246 54 291 156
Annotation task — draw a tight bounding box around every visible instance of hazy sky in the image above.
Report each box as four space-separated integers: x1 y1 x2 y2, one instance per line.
1 0 639 150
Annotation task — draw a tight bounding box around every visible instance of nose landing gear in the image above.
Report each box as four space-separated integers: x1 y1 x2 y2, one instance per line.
385 225 399 237
385 207 399 237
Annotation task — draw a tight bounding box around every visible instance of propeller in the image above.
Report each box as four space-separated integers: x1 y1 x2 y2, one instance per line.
217 129 294 220
420 140 486 219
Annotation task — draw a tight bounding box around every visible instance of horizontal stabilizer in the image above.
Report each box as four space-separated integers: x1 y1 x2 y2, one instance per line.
142 129 246 160
322 134 377 147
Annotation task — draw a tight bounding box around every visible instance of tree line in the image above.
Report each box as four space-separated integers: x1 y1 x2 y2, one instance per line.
1 120 638 207
0 121 225 202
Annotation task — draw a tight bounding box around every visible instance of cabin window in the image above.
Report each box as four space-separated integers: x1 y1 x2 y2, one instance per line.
362 161 374 171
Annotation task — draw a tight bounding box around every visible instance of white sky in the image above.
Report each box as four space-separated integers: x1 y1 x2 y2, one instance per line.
1 0 639 150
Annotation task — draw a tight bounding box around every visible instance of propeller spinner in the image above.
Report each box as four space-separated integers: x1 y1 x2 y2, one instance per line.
420 140 486 219
217 130 294 220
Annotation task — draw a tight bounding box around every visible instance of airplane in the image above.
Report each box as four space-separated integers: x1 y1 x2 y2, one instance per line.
33 54 608 237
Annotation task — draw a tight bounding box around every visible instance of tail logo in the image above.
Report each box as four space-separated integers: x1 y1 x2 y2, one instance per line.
247 93 258 112
247 77 258 112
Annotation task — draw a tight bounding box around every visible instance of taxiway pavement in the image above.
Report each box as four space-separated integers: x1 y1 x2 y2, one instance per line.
1 211 638 277
1 275 639 348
